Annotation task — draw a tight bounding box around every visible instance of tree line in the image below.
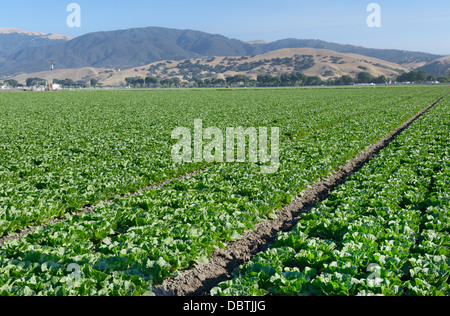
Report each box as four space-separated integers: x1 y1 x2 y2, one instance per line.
125 70 449 88
1 70 448 89
125 73 338 88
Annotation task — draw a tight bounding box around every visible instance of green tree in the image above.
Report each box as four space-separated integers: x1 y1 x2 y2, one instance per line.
4 79 20 87
211 78 225 87
407 71 418 82
357 72 375 83
203 78 211 87
375 75 387 84
125 77 144 87
396 72 409 82
63 78 75 87
257 74 273 86
26 77 46 87
305 76 322 86
280 73 291 86
426 74 437 81
145 76 159 87
194 78 204 87
294 73 308 86
229 75 251 86
172 77 181 87
397 70 427 83
90 79 99 87
416 70 427 83
341 75 354 85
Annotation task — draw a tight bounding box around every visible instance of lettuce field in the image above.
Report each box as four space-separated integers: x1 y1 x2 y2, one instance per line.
212 94 450 296
0 86 449 296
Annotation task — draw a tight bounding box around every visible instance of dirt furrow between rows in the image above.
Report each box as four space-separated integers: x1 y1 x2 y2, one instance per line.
153 91 449 296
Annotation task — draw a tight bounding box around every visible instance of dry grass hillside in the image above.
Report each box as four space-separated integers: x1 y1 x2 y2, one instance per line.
417 56 450 76
10 48 410 86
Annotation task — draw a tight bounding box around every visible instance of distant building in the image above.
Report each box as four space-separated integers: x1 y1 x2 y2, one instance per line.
31 85 46 92
354 83 375 86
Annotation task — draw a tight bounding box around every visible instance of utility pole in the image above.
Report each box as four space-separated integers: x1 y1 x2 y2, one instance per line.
49 60 55 91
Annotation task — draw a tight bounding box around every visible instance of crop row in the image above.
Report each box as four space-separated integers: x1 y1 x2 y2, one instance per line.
0 86 448 236
1 87 448 296
212 96 449 296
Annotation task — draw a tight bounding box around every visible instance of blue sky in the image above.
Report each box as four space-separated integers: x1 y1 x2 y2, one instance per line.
1 0 449 55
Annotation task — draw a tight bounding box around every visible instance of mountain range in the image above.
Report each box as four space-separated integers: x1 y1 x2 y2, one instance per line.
0 28 71 62
0 26 448 80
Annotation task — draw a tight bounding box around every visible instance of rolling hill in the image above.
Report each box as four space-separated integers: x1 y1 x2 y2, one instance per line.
9 48 410 86
0 26 445 78
252 38 441 65
417 56 450 76
0 27 257 76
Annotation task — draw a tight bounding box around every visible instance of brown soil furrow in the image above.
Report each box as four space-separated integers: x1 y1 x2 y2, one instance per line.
153 91 449 296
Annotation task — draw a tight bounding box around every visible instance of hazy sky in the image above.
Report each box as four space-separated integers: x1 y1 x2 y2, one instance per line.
1 0 449 55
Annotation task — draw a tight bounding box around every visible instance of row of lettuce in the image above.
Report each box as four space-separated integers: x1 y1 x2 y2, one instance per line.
0 87 448 296
1 87 433 237
0 87 371 236
212 97 449 296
